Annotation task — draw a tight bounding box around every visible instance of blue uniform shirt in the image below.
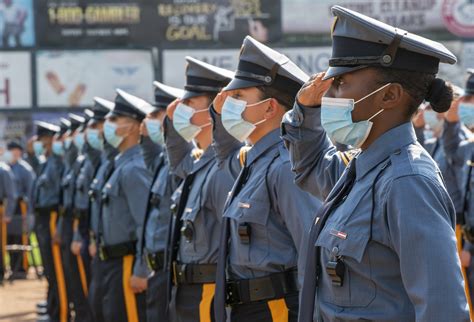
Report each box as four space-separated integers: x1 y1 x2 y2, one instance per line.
101 145 152 277
10 160 35 215
0 162 17 219
281 103 469 321
34 154 64 209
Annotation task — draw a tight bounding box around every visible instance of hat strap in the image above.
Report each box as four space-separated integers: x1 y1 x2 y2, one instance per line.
329 31 406 67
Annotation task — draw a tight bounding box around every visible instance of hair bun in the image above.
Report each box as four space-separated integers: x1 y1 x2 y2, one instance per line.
426 78 453 113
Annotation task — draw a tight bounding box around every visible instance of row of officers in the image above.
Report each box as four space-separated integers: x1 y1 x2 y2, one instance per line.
2 5 474 322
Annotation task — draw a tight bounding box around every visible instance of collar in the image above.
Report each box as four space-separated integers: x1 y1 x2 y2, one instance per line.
115 145 140 168
356 122 417 181
246 129 281 166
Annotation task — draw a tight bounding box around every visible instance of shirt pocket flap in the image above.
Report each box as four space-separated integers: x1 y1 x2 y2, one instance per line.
239 199 270 226
315 222 369 263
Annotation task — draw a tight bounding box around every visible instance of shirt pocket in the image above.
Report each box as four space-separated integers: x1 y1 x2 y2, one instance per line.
315 221 375 308
235 198 271 267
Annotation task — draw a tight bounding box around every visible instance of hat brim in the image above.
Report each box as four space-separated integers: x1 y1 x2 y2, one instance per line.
323 65 368 80
182 90 204 100
223 77 262 92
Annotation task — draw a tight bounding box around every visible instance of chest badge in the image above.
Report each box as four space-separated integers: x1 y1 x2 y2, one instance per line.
238 202 250 209
330 229 347 240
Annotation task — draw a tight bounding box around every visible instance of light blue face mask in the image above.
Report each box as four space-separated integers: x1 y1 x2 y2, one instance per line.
145 119 164 145
103 121 124 148
221 96 268 142
64 137 73 150
87 129 104 151
423 110 444 133
74 132 85 150
173 103 211 142
321 83 391 148
459 103 474 128
52 141 65 156
33 141 44 157
1 150 13 164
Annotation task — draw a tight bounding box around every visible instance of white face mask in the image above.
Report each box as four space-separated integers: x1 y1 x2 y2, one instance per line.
221 96 269 142
173 103 211 142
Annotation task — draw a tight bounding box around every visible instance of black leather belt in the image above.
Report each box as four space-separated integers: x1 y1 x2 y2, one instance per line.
99 241 136 261
147 251 165 272
226 269 299 306
172 262 217 285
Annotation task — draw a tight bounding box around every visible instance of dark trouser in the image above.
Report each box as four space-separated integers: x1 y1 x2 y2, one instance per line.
61 213 93 322
7 234 25 274
230 293 299 322
35 208 62 322
89 255 105 322
170 283 216 322
147 269 169 322
99 254 146 322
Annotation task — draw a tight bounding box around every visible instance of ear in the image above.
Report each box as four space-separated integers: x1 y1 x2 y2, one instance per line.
380 83 403 110
263 98 281 119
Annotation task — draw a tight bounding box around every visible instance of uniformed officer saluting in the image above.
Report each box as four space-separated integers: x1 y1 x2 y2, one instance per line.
98 89 152 322
139 81 184 322
164 57 240 322
281 6 470 321
212 36 321 322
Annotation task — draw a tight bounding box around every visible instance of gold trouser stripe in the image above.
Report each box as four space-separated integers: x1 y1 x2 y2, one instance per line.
1 206 6 271
456 225 474 319
267 298 289 322
122 254 139 322
199 283 215 322
77 254 88 296
73 218 88 295
20 201 29 271
50 211 68 322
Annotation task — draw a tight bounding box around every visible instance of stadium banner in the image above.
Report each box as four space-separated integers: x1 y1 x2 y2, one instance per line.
0 51 32 109
36 49 154 108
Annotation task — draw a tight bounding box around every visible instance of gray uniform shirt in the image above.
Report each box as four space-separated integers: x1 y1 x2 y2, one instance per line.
165 114 241 265
281 103 470 321
0 162 17 219
10 160 35 215
34 154 64 209
222 129 320 281
140 137 180 255
89 145 117 239
101 144 152 277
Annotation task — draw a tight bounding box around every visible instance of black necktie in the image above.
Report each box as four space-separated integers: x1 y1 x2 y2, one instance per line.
299 159 357 322
214 163 250 322
165 171 196 305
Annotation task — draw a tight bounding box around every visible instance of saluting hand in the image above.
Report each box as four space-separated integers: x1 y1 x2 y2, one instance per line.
130 275 148 294
412 109 425 128
445 97 460 123
140 120 148 137
166 99 181 121
213 91 229 114
296 72 333 107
